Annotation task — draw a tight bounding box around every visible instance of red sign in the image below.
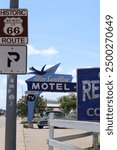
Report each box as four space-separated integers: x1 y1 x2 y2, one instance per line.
0 9 28 45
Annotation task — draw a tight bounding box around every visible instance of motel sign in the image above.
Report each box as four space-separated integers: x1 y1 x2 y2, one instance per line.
26 81 76 92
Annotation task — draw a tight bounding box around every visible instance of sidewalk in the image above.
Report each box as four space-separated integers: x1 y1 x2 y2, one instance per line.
0 117 94 150
0 117 26 150
0 118 49 150
0 117 5 150
17 119 26 150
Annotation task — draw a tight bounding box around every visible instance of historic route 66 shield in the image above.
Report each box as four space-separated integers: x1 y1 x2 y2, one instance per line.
3 17 23 36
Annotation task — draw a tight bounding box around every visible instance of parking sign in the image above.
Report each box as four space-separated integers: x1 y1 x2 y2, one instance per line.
0 46 27 74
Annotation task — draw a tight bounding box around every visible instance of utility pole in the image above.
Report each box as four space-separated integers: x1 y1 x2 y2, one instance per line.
5 1 19 150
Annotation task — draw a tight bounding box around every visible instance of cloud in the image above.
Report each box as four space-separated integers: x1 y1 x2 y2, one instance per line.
71 69 76 82
67 68 76 82
27 45 58 56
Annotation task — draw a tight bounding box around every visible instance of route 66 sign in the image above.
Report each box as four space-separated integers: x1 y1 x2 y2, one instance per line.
3 17 23 36
0 9 28 45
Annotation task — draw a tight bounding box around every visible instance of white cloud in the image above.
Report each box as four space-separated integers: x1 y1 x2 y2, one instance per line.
40 48 58 56
71 69 76 77
27 45 58 56
67 69 77 82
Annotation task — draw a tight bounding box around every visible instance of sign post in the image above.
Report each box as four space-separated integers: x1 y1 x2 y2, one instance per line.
0 0 28 149
5 74 17 150
5 0 23 150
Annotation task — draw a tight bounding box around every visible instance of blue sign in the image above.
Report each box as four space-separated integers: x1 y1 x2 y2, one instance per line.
26 82 76 92
25 63 74 124
77 68 100 121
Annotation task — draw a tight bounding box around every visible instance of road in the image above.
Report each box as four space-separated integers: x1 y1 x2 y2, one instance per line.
0 116 93 150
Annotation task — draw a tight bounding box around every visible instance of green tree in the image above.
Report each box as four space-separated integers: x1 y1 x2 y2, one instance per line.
17 95 47 118
58 93 76 114
34 95 47 117
17 96 28 118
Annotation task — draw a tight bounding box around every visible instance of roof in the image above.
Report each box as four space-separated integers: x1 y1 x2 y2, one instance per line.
47 103 60 108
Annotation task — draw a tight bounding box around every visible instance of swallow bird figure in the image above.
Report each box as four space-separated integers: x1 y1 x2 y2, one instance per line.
29 65 47 75
28 63 61 75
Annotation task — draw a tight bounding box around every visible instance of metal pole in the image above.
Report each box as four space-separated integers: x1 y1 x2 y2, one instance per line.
5 1 19 150
5 75 17 150
10 0 19 8
48 113 54 150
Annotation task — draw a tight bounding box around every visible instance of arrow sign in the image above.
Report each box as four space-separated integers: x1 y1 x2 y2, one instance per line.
8 52 20 67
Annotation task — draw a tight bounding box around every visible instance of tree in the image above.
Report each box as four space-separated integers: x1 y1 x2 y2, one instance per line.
17 95 47 118
58 93 76 114
17 96 28 118
34 95 47 117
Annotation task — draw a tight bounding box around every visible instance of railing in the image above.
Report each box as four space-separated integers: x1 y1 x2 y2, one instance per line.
48 113 100 150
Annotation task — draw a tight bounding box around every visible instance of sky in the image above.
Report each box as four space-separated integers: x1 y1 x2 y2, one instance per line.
0 0 100 109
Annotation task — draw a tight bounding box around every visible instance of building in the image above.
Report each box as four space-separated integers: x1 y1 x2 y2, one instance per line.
46 100 60 111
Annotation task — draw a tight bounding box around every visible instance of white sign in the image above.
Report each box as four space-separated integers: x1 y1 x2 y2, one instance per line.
25 91 40 95
0 9 28 45
0 46 27 74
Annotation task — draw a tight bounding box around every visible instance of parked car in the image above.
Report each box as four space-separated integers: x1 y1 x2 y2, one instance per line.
37 110 64 128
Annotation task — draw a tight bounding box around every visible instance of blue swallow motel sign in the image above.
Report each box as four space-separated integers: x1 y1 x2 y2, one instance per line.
26 63 76 124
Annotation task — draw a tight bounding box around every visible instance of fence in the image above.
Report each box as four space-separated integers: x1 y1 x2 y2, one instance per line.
48 114 100 150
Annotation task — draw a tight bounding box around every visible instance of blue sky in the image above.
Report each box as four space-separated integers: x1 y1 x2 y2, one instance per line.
0 0 99 109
